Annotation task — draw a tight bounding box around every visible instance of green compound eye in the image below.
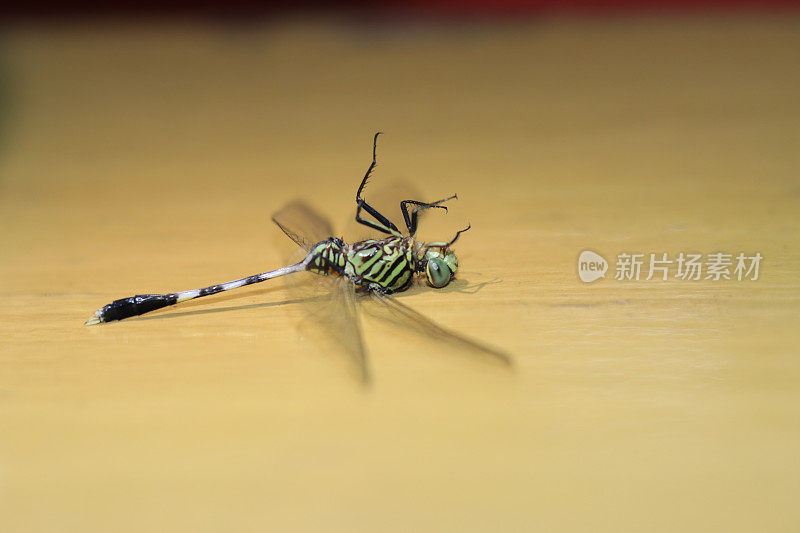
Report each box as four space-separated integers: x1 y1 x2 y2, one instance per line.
426 257 452 288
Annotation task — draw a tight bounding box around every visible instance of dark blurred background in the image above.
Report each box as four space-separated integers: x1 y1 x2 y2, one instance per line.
2 0 798 21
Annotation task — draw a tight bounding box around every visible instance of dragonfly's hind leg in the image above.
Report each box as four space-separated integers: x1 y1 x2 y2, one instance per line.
400 196 457 237
365 284 395 296
355 132 402 236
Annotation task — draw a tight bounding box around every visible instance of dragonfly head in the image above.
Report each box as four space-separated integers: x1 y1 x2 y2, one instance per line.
420 223 470 288
423 248 458 288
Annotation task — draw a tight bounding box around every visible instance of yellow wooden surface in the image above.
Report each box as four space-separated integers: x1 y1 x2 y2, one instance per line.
1 17 799 532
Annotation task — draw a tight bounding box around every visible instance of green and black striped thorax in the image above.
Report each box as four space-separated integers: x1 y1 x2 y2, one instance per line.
307 237 417 293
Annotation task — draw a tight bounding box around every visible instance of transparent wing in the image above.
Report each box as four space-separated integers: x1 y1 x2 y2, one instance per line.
334 278 370 383
289 271 371 384
272 200 334 251
271 202 368 383
368 291 512 366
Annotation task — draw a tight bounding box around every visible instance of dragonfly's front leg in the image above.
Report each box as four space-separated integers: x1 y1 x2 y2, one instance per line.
400 197 456 236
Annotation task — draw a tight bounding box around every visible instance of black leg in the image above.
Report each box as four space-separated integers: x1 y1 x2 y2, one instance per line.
356 202 399 235
401 195 457 236
354 132 401 235
447 223 471 246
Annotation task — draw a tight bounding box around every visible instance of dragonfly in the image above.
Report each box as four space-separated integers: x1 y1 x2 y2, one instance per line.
85 133 510 380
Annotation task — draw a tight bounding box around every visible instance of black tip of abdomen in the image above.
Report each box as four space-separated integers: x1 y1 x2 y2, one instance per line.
100 294 178 322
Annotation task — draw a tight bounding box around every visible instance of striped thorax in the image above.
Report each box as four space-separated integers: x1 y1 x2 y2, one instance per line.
307 236 416 293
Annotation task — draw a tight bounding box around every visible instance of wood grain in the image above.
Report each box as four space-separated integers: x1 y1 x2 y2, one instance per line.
1 17 799 532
